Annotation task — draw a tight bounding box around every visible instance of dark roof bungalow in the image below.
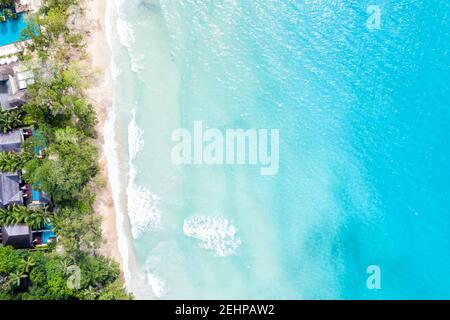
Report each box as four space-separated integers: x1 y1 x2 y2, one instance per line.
0 172 23 208
1 224 32 249
0 129 24 152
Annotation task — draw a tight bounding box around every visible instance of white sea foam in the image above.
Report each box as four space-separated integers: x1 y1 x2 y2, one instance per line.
103 101 133 287
146 272 167 298
127 111 161 239
129 53 145 74
128 110 144 159
114 0 146 76
106 0 164 296
103 0 134 292
127 173 161 239
115 0 134 49
116 17 134 48
109 62 121 81
103 0 137 291
183 215 242 257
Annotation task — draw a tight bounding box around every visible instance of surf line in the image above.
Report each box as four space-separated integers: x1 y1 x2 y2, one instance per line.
171 121 280 176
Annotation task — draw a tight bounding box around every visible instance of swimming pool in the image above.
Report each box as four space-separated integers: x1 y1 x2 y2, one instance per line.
0 13 28 47
31 188 40 201
41 230 56 244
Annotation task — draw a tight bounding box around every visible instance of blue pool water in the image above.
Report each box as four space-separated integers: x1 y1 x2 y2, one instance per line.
31 189 40 201
41 223 56 244
0 13 28 47
41 231 55 244
107 0 450 299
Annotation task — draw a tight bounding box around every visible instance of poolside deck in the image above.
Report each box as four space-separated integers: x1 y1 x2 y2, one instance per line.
0 40 32 58
0 43 20 55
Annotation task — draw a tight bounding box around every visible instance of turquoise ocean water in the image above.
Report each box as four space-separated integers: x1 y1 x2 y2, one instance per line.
105 0 450 299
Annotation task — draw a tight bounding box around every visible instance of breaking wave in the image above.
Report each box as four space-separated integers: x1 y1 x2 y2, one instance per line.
183 215 242 257
127 111 161 239
146 272 167 298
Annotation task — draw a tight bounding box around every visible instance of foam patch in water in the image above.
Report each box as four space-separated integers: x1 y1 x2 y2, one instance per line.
146 272 167 298
127 110 161 238
183 215 242 257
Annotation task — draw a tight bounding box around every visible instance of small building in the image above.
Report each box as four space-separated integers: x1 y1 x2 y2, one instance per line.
0 129 24 152
0 65 29 111
1 224 32 249
0 172 23 208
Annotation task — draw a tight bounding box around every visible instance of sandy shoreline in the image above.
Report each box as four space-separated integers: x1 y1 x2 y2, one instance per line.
83 0 122 269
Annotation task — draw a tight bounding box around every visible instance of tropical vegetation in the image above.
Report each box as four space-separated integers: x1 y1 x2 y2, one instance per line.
0 0 14 9
0 0 16 21
0 205 50 229
0 150 32 172
0 246 129 300
0 0 131 300
0 110 24 133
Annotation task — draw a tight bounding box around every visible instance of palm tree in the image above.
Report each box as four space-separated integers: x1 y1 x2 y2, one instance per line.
21 256 36 274
7 271 27 288
17 205 47 229
24 211 47 229
0 110 24 133
0 1 13 10
10 204 27 221
3 8 12 19
83 286 98 300
60 259 71 272
0 206 21 225
0 152 31 172
0 205 49 229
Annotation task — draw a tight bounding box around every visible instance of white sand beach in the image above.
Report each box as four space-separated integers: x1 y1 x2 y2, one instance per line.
82 0 122 268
